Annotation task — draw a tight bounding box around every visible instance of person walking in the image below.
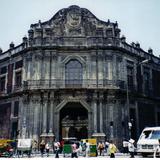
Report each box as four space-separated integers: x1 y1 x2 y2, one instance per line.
85 140 90 157
128 139 135 158
45 142 50 157
54 141 60 158
81 142 86 157
98 142 105 156
108 140 117 158
122 139 129 154
71 142 78 158
39 140 45 157
32 140 38 155
105 140 109 155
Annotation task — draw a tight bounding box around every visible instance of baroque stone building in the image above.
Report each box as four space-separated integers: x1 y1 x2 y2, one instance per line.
0 5 160 147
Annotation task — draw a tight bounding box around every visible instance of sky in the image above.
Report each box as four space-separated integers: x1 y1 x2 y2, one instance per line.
0 0 160 57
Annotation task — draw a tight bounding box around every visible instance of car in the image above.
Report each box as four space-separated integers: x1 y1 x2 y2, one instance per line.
137 127 160 157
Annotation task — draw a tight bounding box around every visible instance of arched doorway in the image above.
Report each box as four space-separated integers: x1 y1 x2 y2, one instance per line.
60 102 88 140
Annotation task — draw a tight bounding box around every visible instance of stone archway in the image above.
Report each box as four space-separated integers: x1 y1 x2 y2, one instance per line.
54 99 92 141
60 102 88 140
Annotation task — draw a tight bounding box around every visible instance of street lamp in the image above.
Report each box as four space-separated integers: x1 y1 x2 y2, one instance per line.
126 59 150 139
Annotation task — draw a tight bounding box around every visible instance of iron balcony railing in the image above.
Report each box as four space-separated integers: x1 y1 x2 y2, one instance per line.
23 79 125 90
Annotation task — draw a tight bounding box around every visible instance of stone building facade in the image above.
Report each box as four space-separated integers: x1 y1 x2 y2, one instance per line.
0 5 160 147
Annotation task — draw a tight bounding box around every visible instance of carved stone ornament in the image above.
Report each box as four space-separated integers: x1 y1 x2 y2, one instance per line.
66 9 81 28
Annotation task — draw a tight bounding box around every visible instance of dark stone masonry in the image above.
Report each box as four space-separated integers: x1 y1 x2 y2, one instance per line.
0 5 160 149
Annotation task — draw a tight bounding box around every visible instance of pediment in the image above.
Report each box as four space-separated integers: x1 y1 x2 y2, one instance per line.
31 5 114 37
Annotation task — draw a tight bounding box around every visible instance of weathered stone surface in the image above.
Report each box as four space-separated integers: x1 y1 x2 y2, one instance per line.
0 5 160 149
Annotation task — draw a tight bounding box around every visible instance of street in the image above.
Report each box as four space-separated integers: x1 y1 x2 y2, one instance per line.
7 152 154 159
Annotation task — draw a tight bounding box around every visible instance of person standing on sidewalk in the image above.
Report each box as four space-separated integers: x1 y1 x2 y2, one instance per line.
108 140 117 158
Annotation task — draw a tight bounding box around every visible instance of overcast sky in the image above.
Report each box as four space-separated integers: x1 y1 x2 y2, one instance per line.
0 0 160 56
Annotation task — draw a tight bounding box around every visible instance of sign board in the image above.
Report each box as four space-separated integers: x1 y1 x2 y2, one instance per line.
17 139 32 151
81 139 97 157
81 138 97 145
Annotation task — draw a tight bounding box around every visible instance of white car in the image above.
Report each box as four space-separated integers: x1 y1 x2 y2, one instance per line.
137 127 160 157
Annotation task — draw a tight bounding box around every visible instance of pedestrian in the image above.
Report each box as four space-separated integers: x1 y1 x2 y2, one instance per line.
60 140 64 153
98 142 105 156
32 140 38 154
108 140 117 158
122 139 129 154
81 142 86 157
105 140 109 155
54 141 60 158
85 140 90 157
45 142 50 157
39 140 45 157
71 142 78 158
128 139 135 158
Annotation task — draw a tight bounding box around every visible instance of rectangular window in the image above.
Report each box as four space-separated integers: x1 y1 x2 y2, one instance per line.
127 61 134 90
96 28 103 36
0 66 7 75
127 66 134 89
152 70 160 97
144 67 150 95
15 60 23 69
7 64 14 93
106 29 113 37
0 76 5 91
14 101 19 117
15 71 22 87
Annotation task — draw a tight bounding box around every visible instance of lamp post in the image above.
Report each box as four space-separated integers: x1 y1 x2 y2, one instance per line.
126 59 150 139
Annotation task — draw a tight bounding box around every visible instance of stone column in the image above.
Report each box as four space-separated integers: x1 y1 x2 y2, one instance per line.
112 54 116 80
18 98 23 138
98 51 103 85
135 101 140 138
108 60 113 80
54 111 60 140
51 52 56 80
88 111 92 137
108 101 114 139
28 99 34 138
12 62 16 90
44 52 50 80
93 100 97 133
41 52 45 80
99 100 103 133
26 55 32 80
20 95 28 138
48 92 54 137
41 99 47 135
33 98 40 140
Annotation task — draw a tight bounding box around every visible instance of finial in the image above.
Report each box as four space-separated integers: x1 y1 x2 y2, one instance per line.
135 42 140 48
0 47 2 54
10 42 14 49
121 35 126 43
148 48 153 54
23 36 28 43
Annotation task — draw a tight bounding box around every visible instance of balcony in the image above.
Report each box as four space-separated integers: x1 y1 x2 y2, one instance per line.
23 79 125 90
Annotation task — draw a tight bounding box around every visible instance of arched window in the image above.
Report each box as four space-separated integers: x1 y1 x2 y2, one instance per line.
65 59 83 87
